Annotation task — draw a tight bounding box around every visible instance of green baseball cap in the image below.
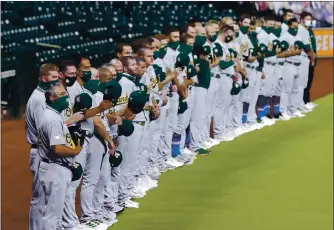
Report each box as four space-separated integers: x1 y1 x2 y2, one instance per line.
102 80 122 105
213 43 223 57
272 39 280 50
231 82 241 95
280 41 289 52
71 162 83 181
118 119 134 137
258 44 268 53
175 52 190 68
128 90 148 114
178 43 193 55
187 64 197 78
228 48 238 58
194 35 207 47
242 78 249 89
73 93 93 113
83 79 100 95
294 40 304 50
178 100 188 114
109 150 122 167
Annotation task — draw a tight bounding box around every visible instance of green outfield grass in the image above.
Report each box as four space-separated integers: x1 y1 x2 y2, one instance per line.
111 94 333 230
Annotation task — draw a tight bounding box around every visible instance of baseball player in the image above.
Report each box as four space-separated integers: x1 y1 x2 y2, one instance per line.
279 18 305 118
35 83 82 230
26 63 60 230
296 13 316 113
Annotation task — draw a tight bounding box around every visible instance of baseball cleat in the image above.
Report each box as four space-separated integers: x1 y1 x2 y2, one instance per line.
124 199 139 209
298 107 312 113
196 148 211 155
290 110 306 118
260 117 275 126
278 112 291 121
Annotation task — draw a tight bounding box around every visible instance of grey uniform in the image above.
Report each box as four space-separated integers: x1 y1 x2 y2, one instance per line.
36 106 75 230
26 86 46 230
61 83 96 229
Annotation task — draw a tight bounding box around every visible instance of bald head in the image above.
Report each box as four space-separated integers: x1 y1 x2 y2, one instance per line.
90 67 99 79
99 67 114 84
196 26 206 36
109 58 123 74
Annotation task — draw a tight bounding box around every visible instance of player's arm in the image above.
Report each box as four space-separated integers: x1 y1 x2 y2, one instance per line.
92 116 114 144
49 121 82 157
83 100 113 119
158 68 177 90
53 144 82 157
183 77 194 86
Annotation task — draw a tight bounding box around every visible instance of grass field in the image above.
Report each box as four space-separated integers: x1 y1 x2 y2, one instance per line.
111 95 333 230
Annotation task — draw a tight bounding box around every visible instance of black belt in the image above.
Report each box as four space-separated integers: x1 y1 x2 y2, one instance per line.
41 158 82 181
132 121 146 126
285 61 301 66
223 73 233 77
31 144 37 149
266 61 276 66
246 64 255 69
212 74 221 79
41 158 72 169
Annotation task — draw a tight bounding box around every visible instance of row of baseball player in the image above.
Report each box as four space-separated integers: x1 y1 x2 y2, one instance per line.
26 9 318 230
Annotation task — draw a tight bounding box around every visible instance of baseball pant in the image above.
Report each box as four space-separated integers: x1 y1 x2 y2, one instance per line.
259 62 276 97
280 62 300 114
213 75 232 138
154 103 169 168
272 64 285 97
62 143 88 229
29 148 42 230
246 68 262 125
227 77 243 133
175 87 193 154
296 56 310 109
118 123 144 205
189 86 207 151
203 76 218 142
303 64 315 104
81 136 107 223
37 161 72 230
158 92 179 159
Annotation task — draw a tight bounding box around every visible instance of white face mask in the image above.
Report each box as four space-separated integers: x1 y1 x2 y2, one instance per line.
304 20 312 27
312 20 317 28
255 27 262 33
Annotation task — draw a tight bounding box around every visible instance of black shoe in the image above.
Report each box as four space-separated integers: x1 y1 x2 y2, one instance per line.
273 112 282 119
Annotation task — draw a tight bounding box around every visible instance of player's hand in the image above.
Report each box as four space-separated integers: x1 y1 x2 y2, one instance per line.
178 84 188 99
261 72 266 79
124 107 136 120
162 90 168 105
170 84 178 92
211 55 220 67
195 65 200 73
107 140 116 155
75 141 83 154
70 112 84 123
112 139 119 148
98 100 113 112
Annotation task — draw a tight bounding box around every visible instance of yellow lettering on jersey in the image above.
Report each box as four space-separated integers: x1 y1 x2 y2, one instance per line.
65 107 72 117
116 93 129 106
66 133 73 147
241 43 248 52
268 42 273 51
226 55 231 61
109 108 116 115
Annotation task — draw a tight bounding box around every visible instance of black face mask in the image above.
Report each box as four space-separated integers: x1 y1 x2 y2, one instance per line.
225 35 233 43
64 76 76 87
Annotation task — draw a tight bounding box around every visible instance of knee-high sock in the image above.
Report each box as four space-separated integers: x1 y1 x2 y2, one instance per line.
171 133 181 158
257 95 266 120
265 97 271 116
272 96 281 115
242 102 249 124
185 125 191 149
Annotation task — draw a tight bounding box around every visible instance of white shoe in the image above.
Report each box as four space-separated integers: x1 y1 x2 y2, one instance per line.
73 224 86 230
183 148 193 155
290 110 306 118
209 138 220 146
250 122 265 130
202 140 214 149
108 204 124 213
308 102 318 108
218 134 235 142
234 127 245 137
148 168 161 180
279 112 291 121
102 218 118 227
166 157 184 167
174 154 195 165
261 117 275 126
299 107 312 113
124 199 139 208
129 187 146 198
